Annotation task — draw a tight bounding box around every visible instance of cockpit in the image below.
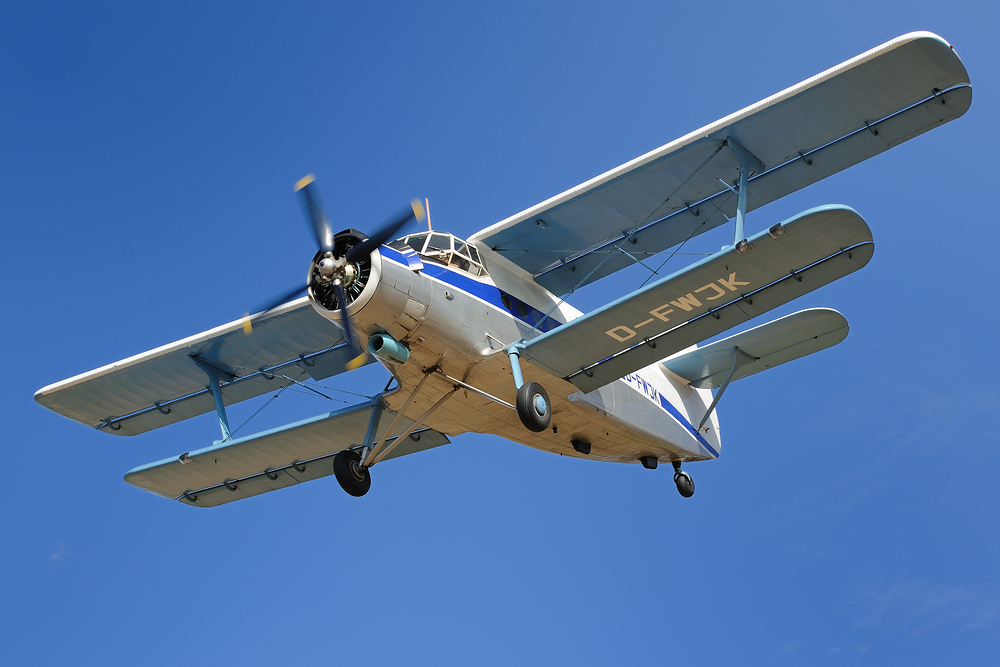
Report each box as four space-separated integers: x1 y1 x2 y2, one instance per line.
395 232 489 278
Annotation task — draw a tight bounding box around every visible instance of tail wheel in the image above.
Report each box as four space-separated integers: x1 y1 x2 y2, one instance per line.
516 382 551 432
674 471 695 498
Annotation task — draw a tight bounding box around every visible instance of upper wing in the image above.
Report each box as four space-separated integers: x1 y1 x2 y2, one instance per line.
521 205 871 392
34 297 372 436
470 31 970 295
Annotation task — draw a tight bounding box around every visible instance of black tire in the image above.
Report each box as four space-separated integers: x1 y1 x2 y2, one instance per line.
516 381 551 432
333 449 371 497
674 471 695 498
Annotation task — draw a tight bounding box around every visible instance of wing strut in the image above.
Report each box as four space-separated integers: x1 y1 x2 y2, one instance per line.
191 356 235 441
696 347 758 430
359 372 458 468
369 388 456 466
726 137 764 247
361 372 431 466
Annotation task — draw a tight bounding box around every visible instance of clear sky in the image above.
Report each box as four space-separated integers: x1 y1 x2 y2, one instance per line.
3 1 998 664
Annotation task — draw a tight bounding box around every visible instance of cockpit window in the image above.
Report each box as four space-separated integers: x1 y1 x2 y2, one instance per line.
404 236 424 253
399 231 489 277
428 233 452 253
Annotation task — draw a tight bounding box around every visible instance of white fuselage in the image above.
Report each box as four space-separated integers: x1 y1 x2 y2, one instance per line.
311 244 721 466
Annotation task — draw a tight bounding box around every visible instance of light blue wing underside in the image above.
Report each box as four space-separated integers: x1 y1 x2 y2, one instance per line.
660 308 850 388
522 205 872 392
124 401 450 507
471 32 969 295
34 298 370 435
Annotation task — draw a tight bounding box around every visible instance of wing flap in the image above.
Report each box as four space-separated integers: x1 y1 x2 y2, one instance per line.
124 401 451 507
470 32 969 294
661 308 849 388
35 298 373 435
522 205 872 392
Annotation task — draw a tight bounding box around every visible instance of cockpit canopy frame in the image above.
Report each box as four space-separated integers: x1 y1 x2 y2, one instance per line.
399 231 488 277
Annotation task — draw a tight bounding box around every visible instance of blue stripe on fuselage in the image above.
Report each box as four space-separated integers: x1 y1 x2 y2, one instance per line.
621 372 719 459
379 245 563 332
381 245 712 457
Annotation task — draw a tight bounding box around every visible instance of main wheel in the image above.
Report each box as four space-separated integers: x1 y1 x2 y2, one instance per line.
516 381 551 432
333 449 371 497
674 470 695 498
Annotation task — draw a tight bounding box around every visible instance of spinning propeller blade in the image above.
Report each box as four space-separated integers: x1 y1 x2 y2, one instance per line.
242 283 310 334
332 281 368 370
295 174 335 253
246 174 421 372
345 199 426 263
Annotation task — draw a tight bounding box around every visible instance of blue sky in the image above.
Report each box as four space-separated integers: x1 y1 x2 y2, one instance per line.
3 1 998 664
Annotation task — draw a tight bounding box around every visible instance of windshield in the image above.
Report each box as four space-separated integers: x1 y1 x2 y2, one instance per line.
399 232 488 277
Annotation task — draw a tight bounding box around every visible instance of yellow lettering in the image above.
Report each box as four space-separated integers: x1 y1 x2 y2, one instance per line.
695 283 726 301
634 318 654 328
718 272 750 291
649 304 675 322
606 326 636 342
669 293 702 311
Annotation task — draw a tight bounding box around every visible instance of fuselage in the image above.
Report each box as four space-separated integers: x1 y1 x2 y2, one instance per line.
310 238 721 466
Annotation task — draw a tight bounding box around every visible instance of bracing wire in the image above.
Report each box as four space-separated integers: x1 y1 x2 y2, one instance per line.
222 384 290 442
516 142 730 342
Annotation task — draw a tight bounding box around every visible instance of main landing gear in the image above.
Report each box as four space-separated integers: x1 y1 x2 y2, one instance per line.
516 382 551 432
507 347 552 433
333 449 371 497
331 378 460 498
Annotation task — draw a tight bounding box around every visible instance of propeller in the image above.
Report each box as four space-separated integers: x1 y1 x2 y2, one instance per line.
295 174 334 253
243 283 310 334
345 198 425 263
242 174 425 373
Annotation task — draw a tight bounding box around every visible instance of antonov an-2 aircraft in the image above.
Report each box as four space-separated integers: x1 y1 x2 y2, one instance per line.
36 32 971 505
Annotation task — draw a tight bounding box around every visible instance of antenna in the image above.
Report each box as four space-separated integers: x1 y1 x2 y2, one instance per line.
425 197 432 232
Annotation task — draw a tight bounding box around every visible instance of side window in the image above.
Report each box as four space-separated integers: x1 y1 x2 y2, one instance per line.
467 244 481 265
404 235 426 253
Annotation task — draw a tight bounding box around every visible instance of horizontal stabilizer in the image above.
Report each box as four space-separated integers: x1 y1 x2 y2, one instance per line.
124 401 450 507
661 308 849 388
523 205 872 392
35 297 373 436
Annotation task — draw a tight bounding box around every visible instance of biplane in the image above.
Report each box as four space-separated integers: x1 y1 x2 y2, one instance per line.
35 32 971 505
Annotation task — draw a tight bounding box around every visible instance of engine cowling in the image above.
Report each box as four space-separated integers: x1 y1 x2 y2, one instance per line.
307 229 382 319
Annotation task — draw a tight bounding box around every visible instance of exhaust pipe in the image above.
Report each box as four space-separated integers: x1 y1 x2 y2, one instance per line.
367 333 410 366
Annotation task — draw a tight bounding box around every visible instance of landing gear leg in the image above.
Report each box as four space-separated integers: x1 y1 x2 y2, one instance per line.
333 449 371 497
508 346 551 432
672 461 694 498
